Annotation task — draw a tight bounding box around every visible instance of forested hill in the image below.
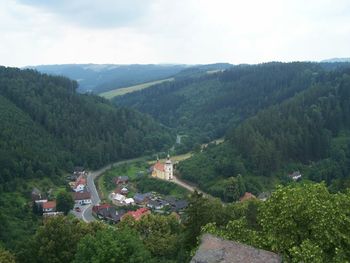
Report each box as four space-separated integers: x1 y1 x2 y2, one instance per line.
178 67 350 201
0 67 173 191
27 64 188 93
114 62 323 144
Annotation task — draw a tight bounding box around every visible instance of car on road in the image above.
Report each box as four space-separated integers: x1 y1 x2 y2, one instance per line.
75 207 81 212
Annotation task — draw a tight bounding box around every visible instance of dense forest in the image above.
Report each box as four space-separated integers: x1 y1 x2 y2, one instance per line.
178 65 350 200
0 67 174 187
114 62 323 147
0 67 174 250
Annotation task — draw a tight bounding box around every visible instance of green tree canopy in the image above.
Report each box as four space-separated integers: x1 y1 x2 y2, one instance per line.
56 190 74 215
74 228 153 263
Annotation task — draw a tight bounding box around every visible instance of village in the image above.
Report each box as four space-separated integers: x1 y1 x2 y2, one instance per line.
31 155 189 223
30 152 302 222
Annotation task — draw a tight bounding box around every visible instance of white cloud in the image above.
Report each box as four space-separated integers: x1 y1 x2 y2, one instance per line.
1 0 350 67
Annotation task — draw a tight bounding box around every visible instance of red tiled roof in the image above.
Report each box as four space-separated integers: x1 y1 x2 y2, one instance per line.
73 192 91 200
92 204 111 213
43 201 56 209
74 175 86 188
239 192 257 202
123 207 149 221
153 162 165 172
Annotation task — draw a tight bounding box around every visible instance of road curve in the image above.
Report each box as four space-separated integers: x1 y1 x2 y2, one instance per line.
83 157 146 222
170 175 210 197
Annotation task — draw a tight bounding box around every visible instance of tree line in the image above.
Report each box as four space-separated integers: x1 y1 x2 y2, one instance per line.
2 183 349 262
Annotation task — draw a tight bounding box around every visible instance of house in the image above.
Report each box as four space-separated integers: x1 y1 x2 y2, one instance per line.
191 234 282 263
239 192 257 202
42 201 56 213
165 197 188 213
151 155 173 180
288 171 302 181
73 192 92 205
134 193 152 205
43 212 64 218
73 175 86 192
92 204 125 223
112 193 126 205
120 187 128 195
172 200 188 212
258 192 270 201
124 198 135 205
74 166 86 176
122 207 150 221
147 199 167 210
31 187 42 201
115 176 129 185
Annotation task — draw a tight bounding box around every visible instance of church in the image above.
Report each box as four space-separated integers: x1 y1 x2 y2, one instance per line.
151 155 173 180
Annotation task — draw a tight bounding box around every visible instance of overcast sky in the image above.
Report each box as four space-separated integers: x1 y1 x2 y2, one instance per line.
1 0 350 67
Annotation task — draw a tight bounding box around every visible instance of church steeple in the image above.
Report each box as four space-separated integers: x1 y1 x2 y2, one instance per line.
164 153 173 180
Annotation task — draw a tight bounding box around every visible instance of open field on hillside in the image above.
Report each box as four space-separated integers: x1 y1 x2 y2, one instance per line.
100 78 174 99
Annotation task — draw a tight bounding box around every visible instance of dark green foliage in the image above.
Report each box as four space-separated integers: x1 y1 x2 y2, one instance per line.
0 192 40 251
178 67 350 198
120 213 187 262
115 62 320 144
0 66 174 181
0 66 174 251
183 191 228 248
74 228 153 263
0 95 68 192
56 190 74 215
0 247 16 263
204 183 350 262
135 177 188 198
17 216 98 263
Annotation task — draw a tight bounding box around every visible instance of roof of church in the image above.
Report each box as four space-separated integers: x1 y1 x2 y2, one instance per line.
153 161 165 172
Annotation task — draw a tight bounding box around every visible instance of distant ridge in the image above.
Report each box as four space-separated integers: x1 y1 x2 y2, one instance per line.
25 64 188 93
321 57 350 63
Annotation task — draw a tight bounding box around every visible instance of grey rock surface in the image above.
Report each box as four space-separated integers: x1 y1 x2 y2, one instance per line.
191 234 282 263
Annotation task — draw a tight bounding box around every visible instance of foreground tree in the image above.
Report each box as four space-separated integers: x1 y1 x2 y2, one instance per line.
259 183 350 262
74 228 153 263
203 183 350 262
56 190 74 215
18 216 102 263
0 247 16 263
136 214 182 259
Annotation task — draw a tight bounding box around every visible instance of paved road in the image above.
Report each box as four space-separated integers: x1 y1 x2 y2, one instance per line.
79 155 214 223
171 175 208 196
82 157 146 222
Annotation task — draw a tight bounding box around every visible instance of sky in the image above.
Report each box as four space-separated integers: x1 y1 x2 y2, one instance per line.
1 0 350 67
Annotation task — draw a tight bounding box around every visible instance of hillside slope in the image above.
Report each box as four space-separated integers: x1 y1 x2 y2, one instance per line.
178 67 350 201
0 67 174 187
115 62 322 146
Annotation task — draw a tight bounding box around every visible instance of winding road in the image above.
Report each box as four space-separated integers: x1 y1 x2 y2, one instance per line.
81 157 145 222
170 175 209 197
78 155 212 222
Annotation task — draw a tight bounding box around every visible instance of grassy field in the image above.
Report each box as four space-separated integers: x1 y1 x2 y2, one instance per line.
100 78 174 99
99 162 149 199
148 152 193 165
99 161 189 199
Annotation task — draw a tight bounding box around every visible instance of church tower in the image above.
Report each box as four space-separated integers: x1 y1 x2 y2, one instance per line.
164 154 173 180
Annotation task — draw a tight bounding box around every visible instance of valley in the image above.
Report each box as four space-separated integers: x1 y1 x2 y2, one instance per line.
2 1 350 262
1 62 350 262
